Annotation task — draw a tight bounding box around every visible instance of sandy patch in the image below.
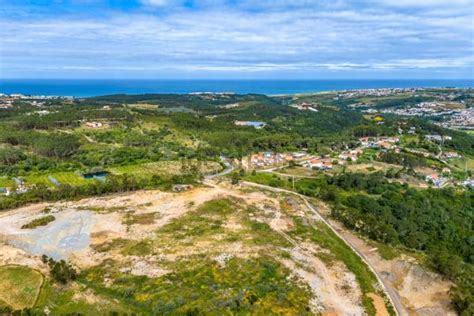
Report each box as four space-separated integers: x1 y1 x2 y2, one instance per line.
367 293 389 316
282 245 364 315
327 217 456 315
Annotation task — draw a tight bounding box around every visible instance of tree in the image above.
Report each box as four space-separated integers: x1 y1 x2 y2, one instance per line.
231 173 240 185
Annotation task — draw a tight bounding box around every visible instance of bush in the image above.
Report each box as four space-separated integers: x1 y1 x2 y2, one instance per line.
42 255 77 284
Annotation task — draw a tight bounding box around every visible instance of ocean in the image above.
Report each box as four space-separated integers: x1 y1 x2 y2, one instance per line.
0 79 472 97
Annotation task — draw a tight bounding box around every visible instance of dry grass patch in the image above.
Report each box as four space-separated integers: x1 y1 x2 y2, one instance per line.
0 265 44 310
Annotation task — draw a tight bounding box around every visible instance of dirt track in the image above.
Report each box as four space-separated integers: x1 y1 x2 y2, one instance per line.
242 180 456 316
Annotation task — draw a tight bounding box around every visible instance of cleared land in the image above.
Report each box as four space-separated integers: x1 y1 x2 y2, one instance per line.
0 182 377 315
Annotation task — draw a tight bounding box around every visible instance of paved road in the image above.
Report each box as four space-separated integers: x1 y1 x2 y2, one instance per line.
205 156 235 179
241 181 406 316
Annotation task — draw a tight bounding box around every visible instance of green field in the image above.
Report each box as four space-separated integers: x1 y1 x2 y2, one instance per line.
23 172 92 187
25 174 55 187
109 160 221 177
0 265 44 310
0 177 14 188
51 172 91 186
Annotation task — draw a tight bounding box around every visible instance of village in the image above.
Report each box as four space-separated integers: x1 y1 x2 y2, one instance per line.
0 93 73 108
241 135 472 190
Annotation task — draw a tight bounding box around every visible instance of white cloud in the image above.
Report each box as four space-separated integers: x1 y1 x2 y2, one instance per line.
140 0 179 7
378 0 472 8
1 1 472 78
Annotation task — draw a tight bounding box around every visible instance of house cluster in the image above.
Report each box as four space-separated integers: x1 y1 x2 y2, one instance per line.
189 92 235 101
381 102 459 117
26 110 52 116
247 152 293 169
289 103 318 112
359 137 400 150
302 157 334 170
361 108 378 114
425 135 452 142
0 93 72 100
234 121 267 129
0 177 31 196
338 149 363 162
425 174 448 188
0 93 73 109
334 88 420 100
218 103 241 109
442 151 461 159
436 107 474 130
246 151 336 171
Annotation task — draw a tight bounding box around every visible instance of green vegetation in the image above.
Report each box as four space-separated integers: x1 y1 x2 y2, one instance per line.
0 265 43 311
21 215 55 229
72 198 311 314
0 89 473 314
41 256 77 285
80 256 312 315
244 171 473 314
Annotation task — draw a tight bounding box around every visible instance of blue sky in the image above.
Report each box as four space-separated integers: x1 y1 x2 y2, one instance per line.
1 0 473 79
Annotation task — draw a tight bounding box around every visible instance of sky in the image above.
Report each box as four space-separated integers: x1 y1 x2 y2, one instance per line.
0 0 473 79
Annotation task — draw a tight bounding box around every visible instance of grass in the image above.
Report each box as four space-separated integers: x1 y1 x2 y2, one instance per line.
0 265 44 310
25 172 92 187
52 172 91 186
34 279 134 315
79 256 313 315
448 156 474 172
122 212 160 226
278 166 316 177
109 160 220 177
0 177 14 188
21 215 56 229
243 172 291 189
25 174 55 187
157 198 237 240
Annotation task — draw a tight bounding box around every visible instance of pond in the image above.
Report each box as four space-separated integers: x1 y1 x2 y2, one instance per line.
83 171 109 180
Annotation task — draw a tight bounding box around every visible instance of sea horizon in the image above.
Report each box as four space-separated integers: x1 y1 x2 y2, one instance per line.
1 78 473 97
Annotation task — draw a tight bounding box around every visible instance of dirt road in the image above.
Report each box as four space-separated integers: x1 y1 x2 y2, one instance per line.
241 181 405 316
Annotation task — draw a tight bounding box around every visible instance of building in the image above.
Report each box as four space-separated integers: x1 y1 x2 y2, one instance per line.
84 121 104 128
234 121 266 129
425 135 452 142
426 174 447 188
303 158 333 170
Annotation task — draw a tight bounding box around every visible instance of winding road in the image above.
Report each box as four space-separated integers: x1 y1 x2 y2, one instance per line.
205 157 405 315
205 156 235 179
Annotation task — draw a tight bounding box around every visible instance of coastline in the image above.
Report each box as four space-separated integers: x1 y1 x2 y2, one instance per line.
1 79 473 97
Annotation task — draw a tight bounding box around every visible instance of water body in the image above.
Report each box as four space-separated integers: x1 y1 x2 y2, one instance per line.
1 79 472 97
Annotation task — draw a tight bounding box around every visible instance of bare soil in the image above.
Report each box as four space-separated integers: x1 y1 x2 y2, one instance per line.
0 184 368 314
324 213 455 315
